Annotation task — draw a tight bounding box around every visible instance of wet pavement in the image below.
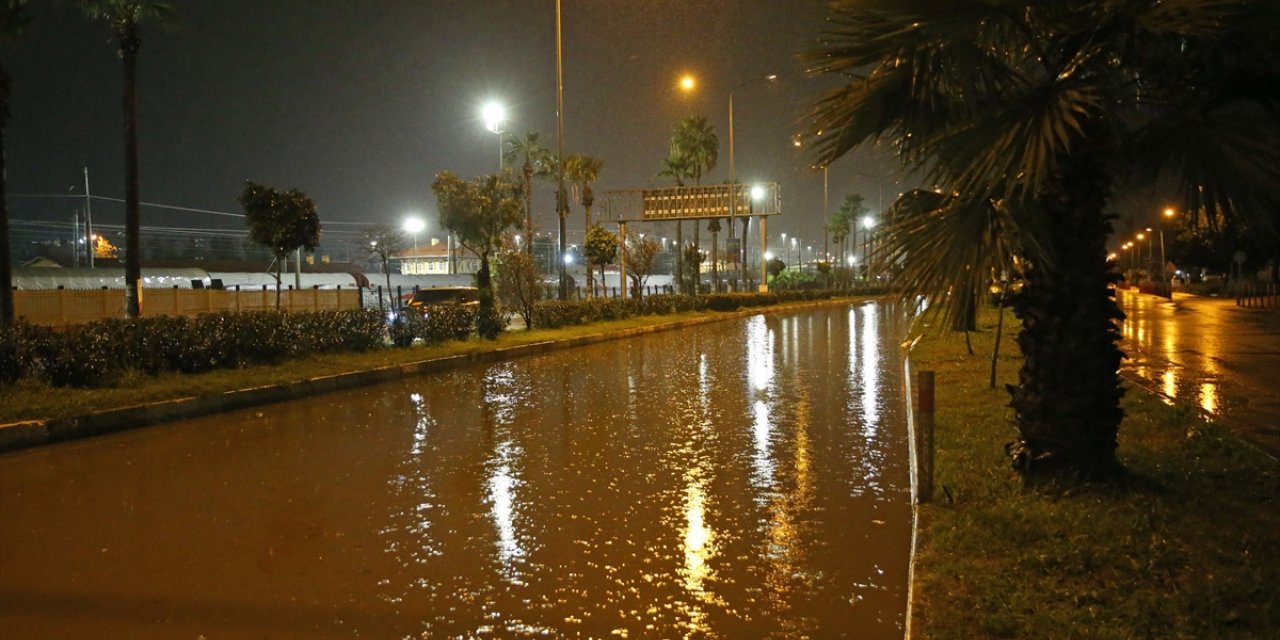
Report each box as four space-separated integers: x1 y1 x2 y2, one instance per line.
1117 289 1280 457
0 302 913 639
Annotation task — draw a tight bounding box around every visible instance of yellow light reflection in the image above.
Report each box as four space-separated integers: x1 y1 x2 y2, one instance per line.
1200 383 1218 414
1162 369 1177 399
861 303 881 436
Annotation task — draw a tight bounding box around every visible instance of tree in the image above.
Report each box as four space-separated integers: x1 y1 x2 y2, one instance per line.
361 224 407 307
802 0 1280 480
239 181 322 309
583 222 618 294
79 0 172 318
495 244 541 330
431 171 522 339
681 243 704 293
93 235 120 259
504 132 552 254
565 153 604 298
655 155 692 187
1 0 32 326
624 233 661 299
668 115 719 294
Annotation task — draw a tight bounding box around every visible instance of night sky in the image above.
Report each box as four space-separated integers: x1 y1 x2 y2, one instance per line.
6 0 901 254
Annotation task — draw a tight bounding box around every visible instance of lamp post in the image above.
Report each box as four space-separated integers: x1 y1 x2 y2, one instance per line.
861 215 876 279
403 216 424 275
481 101 506 172
1160 207 1176 285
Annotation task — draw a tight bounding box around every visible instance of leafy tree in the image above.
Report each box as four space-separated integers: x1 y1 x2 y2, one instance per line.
766 256 786 278
583 223 617 295
361 224 407 307
495 244 541 330
624 233 661 299
681 243 704 293
504 132 552 253
239 181 321 309
802 0 1280 480
431 171 523 339
93 235 119 259
79 0 173 318
830 193 866 266
565 153 604 297
1 0 32 326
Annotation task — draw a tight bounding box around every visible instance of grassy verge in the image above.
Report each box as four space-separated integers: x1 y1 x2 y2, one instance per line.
908 308 1279 638
0 309 723 424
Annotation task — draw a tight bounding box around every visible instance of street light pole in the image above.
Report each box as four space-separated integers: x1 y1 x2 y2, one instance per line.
555 0 568 300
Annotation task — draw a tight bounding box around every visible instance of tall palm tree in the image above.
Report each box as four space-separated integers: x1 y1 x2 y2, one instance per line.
803 0 1280 480
565 153 603 298
1 0 32 327
669 116 719 293
79 0 172 319
504 132 551 255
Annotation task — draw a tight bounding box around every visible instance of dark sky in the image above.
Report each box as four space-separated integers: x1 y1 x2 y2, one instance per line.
6 0 900 252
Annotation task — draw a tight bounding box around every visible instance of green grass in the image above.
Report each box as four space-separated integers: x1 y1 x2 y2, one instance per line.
908 308 1279 639
0 310 714 424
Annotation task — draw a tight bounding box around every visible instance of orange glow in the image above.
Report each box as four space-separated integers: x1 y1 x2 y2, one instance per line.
1163 207 1176 218
679 74 696 91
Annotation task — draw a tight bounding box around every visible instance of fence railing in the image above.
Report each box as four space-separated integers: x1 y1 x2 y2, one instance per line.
1234 281 1279 309
13 287 362 327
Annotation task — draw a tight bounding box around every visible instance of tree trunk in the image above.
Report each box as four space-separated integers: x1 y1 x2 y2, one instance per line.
121 28 142 319
675 221 684 294
0 60 12 326
1007 150 1126 481
523 162 533 255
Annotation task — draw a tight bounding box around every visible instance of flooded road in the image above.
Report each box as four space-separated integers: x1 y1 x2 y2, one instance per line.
1118 290 1280 456
1 302 913 639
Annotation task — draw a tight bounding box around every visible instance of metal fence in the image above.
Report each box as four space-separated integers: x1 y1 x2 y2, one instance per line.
14 287 362 327
1234 281 1279 309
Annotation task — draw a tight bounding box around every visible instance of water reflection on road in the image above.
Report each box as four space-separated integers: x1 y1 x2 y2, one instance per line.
1 302 913 639
1117 290 1280 453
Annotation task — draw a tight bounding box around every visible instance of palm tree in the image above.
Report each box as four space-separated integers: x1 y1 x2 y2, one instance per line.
504 132 551 255
656 155 693 292
802 0 1280 480
1 0 32 327
564 153 603 298
79 0 173 319
669 116 719 293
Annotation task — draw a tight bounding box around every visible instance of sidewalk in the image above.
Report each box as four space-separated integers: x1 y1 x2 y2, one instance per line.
1117 289 1280 457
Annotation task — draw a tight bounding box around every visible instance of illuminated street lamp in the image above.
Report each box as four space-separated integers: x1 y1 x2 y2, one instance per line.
481 101 506 171
403 216 425 275
1159 207 1176 284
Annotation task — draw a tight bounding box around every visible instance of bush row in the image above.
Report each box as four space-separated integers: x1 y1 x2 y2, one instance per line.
528 289 875 330
0 309 386 388
389 305 478 347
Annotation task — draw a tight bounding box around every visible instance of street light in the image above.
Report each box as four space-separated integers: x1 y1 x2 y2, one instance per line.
403 216 425 274
1160 207 1176 285
481 101 506 171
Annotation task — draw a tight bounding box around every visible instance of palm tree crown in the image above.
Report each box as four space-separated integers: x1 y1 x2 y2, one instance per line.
670 116 719 185
802 0 1280 479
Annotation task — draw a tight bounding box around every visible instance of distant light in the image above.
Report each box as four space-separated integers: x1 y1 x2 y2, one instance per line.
750 184 766 200
403 217 425 234
862 216 876 229
764 251 775 261
847 255 856 265
563 253 574 265
1163 207 1176 218
766 74 778 81
679 75 696 91
481 101 506 133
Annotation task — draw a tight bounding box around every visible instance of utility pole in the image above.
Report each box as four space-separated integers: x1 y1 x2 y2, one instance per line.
84 167 95 268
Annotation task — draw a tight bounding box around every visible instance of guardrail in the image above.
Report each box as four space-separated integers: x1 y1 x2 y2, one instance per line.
13 287 361 326
1234 281 1279 309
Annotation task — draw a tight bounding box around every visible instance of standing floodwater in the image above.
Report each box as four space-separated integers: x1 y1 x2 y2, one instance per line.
1 302 913 639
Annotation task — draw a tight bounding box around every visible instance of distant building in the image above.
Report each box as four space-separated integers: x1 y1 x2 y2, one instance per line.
395 236 479 275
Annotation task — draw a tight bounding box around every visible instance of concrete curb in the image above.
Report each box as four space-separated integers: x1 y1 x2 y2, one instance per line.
0 298 864 454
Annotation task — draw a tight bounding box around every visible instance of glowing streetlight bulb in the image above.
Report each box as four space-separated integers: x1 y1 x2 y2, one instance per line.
679 75 696 91
481 101 506 134
403 217 425 234
1163 208 1175 218
862 215 875 229
750 184 765 200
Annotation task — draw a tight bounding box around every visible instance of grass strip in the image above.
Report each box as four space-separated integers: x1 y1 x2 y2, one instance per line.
907 308 1279 639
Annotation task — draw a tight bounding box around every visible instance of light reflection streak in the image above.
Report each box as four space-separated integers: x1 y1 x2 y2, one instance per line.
482 366 527 582
861 303 881 437
682 473 716 601
745 317 778 491
1162 369 1177 399
1200 382 1218 414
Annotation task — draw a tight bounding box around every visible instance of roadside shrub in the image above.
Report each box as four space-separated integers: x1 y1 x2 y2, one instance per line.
0 322 54 384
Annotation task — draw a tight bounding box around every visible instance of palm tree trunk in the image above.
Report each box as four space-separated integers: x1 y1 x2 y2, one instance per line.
0 60 13 326
675 221 684 294
121 27 142 319
584 204 593 300
522 164 533 255
1008 151 1125 481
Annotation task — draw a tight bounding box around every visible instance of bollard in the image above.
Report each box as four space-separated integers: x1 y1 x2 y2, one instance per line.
917 370 936 503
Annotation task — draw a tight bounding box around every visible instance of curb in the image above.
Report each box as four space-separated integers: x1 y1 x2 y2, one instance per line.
0 298 865 454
